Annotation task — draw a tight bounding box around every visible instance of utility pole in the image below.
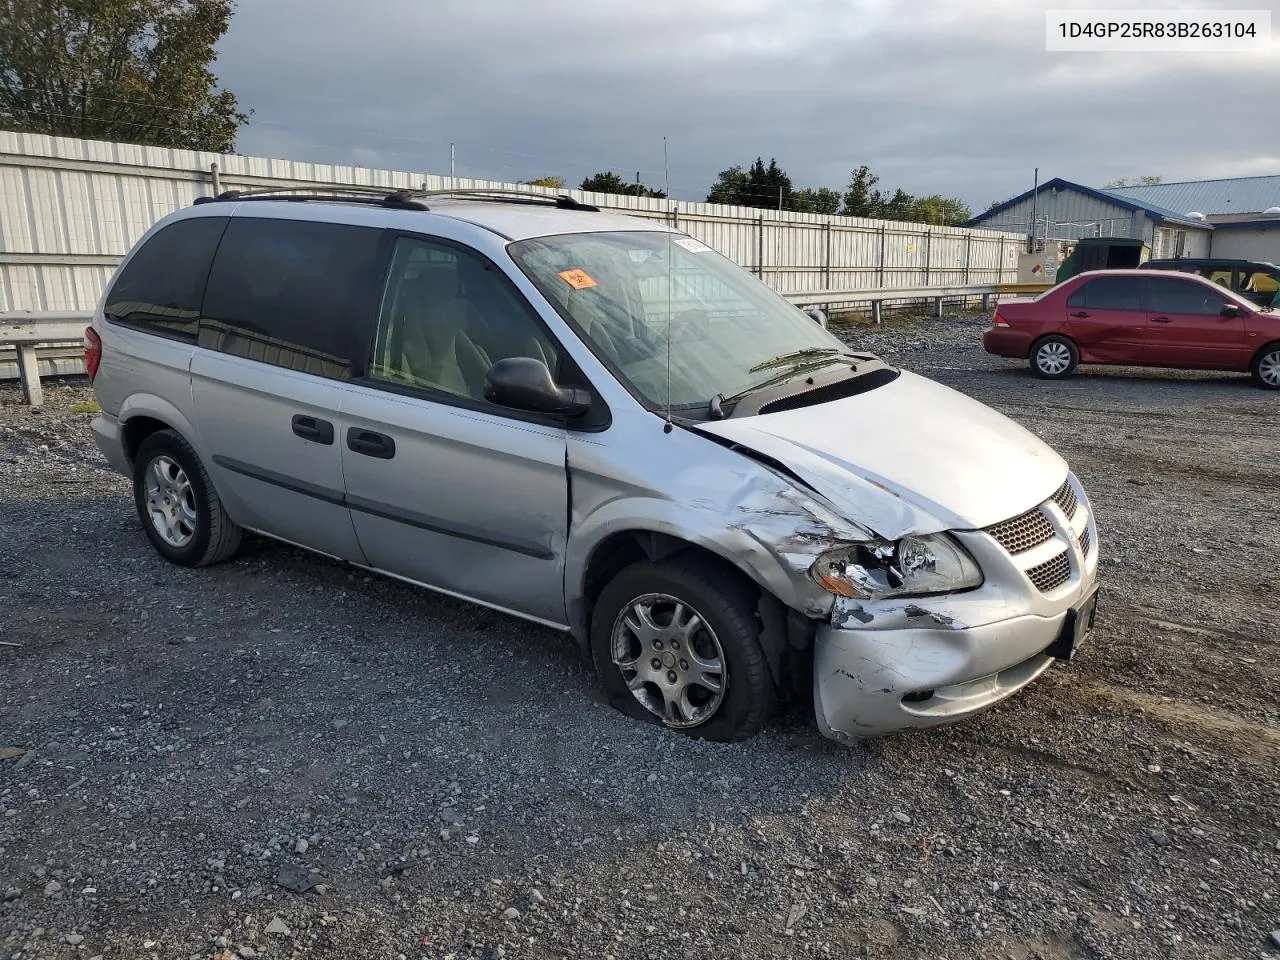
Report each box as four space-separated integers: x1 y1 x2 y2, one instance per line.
450 143 456 188
1029 166 1039 253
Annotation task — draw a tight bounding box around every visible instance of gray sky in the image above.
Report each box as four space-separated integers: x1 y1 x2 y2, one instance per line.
214 0 1280 211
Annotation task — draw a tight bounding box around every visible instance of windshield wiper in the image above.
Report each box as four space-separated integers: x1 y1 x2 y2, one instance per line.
715 354 859 411
748 346 848 373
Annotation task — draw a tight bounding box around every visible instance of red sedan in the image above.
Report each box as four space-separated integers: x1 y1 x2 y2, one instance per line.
983 269 1280 389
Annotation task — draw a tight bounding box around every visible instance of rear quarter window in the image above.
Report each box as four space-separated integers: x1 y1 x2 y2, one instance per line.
104 217 228 342
199 218 385 380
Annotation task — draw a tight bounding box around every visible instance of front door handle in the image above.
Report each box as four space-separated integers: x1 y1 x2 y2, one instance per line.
291 414 334 445
1070 311 1089 318
1151 316 1173 323
347 428 396 460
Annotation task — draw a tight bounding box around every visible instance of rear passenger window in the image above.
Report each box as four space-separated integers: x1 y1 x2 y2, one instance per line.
104 217 227 342
200 218 384 380
1146 278 1230 316
1066 277 1142 311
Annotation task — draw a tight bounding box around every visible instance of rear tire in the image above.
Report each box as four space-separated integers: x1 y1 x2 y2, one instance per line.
590 556 776 742
132 429 242 567
1251 342 1280 390
1030 335 1079 380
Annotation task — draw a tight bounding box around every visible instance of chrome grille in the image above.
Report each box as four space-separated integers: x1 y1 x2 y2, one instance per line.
1051 479 1078 519
982 473 1092 595
985 508 1055 555
1026 550 1071 592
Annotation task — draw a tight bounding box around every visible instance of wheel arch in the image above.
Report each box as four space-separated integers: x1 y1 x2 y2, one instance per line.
573 530 759 647
117 393 200 467
571 528 817 697
1249 339 1280 386
1028 331 1079 359
1248 338 1280 369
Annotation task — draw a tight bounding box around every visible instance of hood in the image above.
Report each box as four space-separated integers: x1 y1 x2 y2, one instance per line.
696 370 1067 539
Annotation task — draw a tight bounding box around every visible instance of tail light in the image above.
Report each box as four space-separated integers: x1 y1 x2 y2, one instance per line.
84 327 102 383
992 310 1010 328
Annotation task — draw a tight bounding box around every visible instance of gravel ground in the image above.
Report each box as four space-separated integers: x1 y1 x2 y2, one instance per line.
2 315 1278 960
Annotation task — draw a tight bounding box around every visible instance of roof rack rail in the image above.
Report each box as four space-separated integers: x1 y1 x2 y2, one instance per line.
194 185 429 210
378 186 599 211
190 184 601 213
409 188 599 212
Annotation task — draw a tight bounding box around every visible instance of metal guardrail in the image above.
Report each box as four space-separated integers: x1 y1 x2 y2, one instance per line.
0 311 92 406
995 282 1054 296
783 283 1001 323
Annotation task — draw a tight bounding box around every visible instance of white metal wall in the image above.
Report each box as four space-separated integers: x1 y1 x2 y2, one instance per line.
1209 226 1280 262
0 131 1021 312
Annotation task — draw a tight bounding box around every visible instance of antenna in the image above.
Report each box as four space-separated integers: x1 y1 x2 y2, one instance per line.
663 136 673 434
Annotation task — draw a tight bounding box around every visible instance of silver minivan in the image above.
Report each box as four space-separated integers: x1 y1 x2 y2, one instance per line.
87 188 1100 743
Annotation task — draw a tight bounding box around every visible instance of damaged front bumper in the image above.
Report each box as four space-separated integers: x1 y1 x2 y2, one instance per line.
812 525 1099 741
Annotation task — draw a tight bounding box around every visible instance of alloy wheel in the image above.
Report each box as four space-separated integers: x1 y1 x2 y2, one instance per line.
144 455 197 548
611 593 726 728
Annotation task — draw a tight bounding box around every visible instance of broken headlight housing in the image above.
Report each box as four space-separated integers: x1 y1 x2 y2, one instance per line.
809 534 982 601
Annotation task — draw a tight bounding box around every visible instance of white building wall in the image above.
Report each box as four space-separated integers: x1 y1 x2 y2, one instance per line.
1209 227 1280 262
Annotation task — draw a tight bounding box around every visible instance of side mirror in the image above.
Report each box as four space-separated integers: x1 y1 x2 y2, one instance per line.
805 307 828 329
1221 303 1246 317
484 357 591 417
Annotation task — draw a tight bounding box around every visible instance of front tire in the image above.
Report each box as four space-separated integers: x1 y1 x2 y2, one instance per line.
590 556 776 742
132 429 242 567
1251 342 1280 390
1030 335 1079 380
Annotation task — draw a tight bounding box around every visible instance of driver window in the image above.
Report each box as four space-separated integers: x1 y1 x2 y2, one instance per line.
1146 278 1229 316
371 237 559 402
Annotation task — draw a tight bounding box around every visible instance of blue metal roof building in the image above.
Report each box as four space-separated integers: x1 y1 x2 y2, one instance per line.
1106 176 1280 217
964 177 1215 261
966 173 1280 268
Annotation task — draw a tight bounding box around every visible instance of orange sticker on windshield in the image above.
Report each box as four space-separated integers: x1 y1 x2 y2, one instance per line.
558 268 598 290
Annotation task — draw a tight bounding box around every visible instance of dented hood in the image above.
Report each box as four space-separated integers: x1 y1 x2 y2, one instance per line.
696 370 1067 538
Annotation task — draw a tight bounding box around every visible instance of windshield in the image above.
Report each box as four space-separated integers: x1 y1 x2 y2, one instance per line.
509 231 853 407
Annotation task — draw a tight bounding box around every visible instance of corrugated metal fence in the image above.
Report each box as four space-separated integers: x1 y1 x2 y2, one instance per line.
0 131 1021 314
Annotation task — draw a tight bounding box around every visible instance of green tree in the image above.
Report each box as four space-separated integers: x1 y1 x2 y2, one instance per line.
706 157 792 209
523 176 567 189
707 164 748 205
791 186 842 214
0 0 247 151
910 194 972 226
747 157 792 209
579 170 666 198
841 165 884 217
881 188 916 221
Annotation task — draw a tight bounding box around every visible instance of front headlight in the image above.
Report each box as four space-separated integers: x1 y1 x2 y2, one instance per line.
809 534 983 601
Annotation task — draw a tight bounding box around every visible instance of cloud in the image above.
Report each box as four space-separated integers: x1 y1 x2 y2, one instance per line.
214 0 1280 208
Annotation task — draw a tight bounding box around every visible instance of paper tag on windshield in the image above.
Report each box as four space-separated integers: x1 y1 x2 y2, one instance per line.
558 268 598 290
673 237 712 254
